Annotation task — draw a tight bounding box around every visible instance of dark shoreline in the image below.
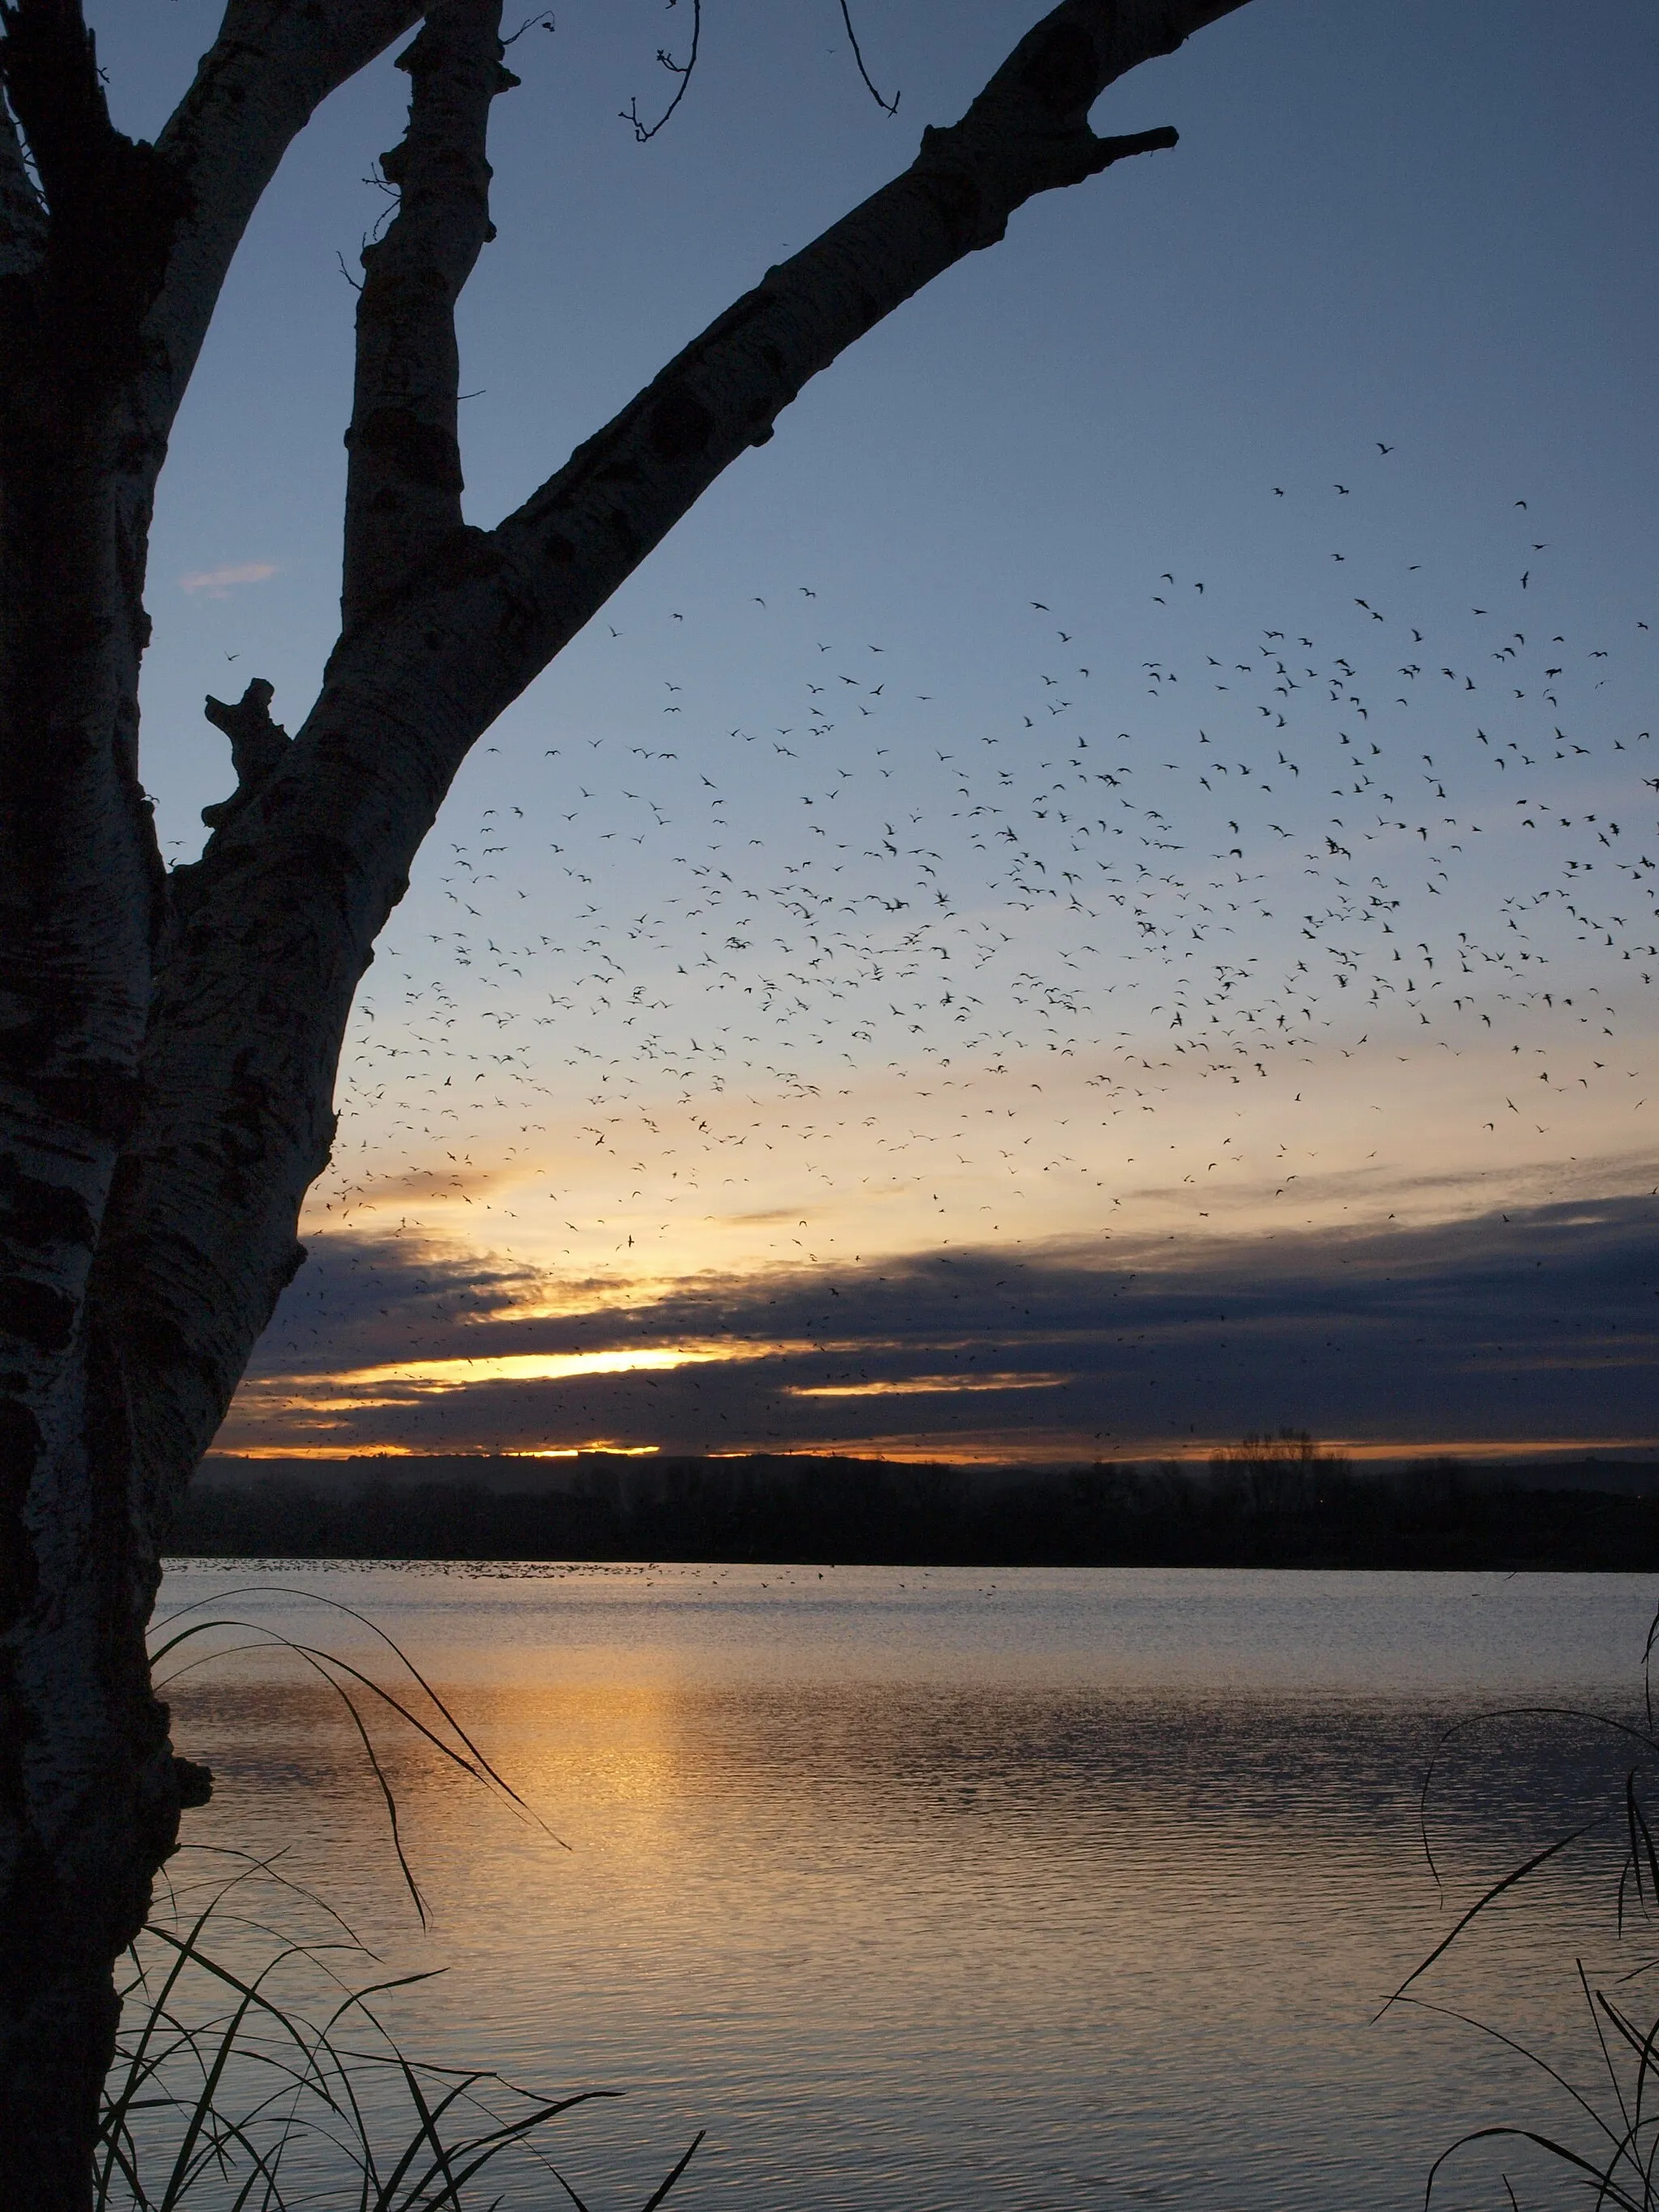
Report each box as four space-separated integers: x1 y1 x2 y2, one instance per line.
173 1453 1659 1571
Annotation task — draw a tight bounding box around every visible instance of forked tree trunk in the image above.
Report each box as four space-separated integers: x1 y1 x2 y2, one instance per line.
0 4 1247 2203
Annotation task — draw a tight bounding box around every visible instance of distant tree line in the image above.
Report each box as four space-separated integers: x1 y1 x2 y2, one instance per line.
171 1436 1659 1571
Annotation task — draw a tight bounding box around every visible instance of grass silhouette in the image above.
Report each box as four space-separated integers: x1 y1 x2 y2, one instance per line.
1388 1602 1659 2209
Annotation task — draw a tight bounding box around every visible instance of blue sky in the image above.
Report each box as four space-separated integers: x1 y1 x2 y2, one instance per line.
90 2 1659 1461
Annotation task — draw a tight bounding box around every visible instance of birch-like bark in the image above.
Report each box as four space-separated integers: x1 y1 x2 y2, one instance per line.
0 8 180 2162
139 2 425 462
342 0 513 626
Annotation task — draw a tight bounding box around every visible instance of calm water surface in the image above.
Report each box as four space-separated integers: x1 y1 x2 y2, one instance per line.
153 1565 1659 2210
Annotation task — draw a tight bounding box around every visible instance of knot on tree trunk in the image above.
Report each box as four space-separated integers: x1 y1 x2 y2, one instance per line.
171 1757 213 1809
199 680 290 829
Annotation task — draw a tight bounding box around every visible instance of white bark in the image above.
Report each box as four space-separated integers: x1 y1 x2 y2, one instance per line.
142 2 425 469
343 0 513 624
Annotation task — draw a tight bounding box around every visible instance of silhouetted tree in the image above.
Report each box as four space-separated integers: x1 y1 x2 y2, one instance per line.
1211 1427 1348 1517
0 2 1249 2197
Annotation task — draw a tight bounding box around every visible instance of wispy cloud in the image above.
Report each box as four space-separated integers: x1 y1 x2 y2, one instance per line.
179 560 279 598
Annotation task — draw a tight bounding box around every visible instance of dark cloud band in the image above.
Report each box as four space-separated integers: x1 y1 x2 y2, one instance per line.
224 1193 1659 1460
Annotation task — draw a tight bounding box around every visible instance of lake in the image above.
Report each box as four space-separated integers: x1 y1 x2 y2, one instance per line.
150 1564 1659 2211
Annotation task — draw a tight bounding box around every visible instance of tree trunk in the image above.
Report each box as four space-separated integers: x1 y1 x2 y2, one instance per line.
0 420 181 2208
0 109 178 2180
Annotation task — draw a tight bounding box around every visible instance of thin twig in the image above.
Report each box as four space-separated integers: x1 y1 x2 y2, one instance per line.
621 0 700 142
838 1 898 115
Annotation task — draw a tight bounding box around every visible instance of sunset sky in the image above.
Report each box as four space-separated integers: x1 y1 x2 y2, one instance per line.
104 2 1657 1464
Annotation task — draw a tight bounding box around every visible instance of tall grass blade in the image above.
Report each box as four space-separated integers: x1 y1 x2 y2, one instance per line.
1380 1821 1598 2020
638 2129 704 2210
1425 2125 1648 2212
1409 1600 1659 2210
151 1585 554 1832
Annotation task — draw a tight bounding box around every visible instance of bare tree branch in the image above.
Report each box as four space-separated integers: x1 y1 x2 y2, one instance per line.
139 2 424 456
342 0 516 629
621 0 699 144
429 0 1252 712
0 0 190 396
0 0 113 211
838 1 898 117
198 680 291 831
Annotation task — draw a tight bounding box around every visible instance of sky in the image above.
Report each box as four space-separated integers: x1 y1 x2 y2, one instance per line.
91 1 1659 1464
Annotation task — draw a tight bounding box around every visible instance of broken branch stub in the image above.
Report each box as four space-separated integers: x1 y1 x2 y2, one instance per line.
200 679 290 828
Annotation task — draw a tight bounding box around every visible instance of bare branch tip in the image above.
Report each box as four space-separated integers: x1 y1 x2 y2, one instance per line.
1102 124 1180 161
621 0 700 142
838 1 898 117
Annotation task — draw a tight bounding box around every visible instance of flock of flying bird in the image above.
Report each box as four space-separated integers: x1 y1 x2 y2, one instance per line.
267 449 1654 1337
